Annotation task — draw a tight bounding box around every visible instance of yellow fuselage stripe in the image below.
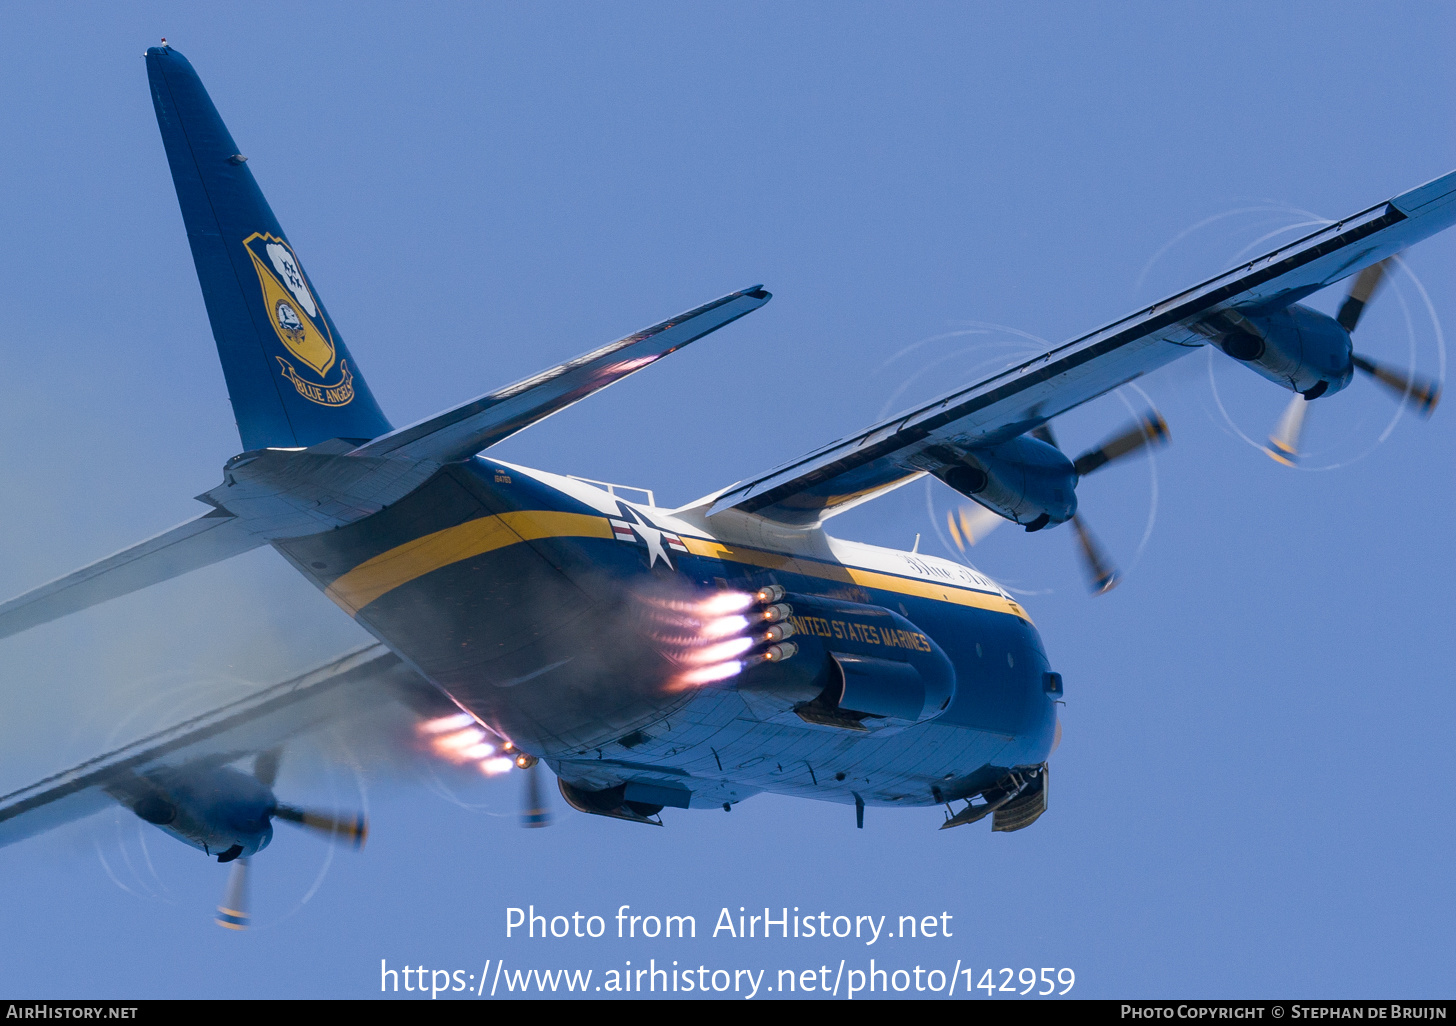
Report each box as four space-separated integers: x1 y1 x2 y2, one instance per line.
324 511 612 614
323 511 1029 622
679 538 1030 621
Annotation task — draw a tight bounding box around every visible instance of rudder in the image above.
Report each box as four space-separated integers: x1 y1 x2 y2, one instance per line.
146 44 391 450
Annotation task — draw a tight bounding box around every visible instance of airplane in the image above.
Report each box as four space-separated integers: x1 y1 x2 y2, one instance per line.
0 42 1450 930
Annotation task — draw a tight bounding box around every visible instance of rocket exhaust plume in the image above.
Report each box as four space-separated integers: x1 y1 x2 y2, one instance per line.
675 661 744 687
416 716 522 777
649 584 803 690
419 713 475 734
702 615 751 639
696 592 754 616
434 727 486 753
689 637 755 664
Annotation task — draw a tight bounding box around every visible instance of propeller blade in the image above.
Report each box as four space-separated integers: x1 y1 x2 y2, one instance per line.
1353 353 1441 417
1071 410 1170 477
1336 259 1393 333
946 503 1005 554
253 748 282 788
273 805 368 849
1069 514 1120 595
522 762 551 828
1030 423 1059 449
215 858 250 931
1265 393 1310 466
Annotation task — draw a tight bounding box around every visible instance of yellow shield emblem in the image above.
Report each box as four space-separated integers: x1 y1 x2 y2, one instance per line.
243 232 354 406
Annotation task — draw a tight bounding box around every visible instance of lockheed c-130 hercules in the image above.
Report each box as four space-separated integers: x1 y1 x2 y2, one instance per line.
0 43 1450 929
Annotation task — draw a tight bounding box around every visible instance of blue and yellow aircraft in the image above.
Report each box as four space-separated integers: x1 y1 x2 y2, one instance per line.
0 44 1451 929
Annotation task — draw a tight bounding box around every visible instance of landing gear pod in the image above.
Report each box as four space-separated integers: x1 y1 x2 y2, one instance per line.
557 779 666 826
734 594 956 731
834 654 929 720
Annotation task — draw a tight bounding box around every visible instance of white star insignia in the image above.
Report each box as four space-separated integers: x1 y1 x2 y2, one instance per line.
631 522 673 569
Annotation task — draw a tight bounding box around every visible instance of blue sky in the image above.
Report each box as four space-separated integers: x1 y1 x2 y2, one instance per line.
0 1 1453 999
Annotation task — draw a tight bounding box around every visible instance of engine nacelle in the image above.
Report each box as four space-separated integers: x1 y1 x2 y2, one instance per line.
931 434 1077 530
1206 303 1354 399
121 764 276 861
735 594 956 730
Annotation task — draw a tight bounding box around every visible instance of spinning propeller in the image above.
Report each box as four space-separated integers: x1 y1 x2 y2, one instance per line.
1266 259 1441 465
946 411 1169 595
215 749 368 931
518 754 552 828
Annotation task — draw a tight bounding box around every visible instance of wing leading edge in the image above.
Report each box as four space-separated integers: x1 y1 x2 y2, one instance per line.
704 169 1456 526
351 285 772 464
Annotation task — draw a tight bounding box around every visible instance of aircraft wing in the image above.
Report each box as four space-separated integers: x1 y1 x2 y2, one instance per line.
0 644 446 850
0 510 264 643
351 285 772 464
707 170 1456 526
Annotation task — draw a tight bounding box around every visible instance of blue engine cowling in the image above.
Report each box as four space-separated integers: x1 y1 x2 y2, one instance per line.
126 764 276 861
735 594 956 730
932 434 1077 529
1210 303 1354 399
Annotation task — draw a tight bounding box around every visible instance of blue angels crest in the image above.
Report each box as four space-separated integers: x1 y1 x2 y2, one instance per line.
242 232 355 407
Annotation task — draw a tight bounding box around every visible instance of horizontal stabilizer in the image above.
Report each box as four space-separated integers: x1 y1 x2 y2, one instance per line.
351 285 771 464
0 511 263 642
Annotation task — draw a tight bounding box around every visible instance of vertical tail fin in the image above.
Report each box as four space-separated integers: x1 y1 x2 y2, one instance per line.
146 44 391 450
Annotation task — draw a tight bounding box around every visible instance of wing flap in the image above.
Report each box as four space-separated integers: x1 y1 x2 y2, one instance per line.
708 170 1456 525
351 285 771 464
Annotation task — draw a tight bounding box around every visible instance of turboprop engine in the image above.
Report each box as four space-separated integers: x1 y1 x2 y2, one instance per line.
929 411 1170 593
930 435 1077 532
106 750 368 930
121 763 279 862
1201 303 1354 399
1197 261 1441 465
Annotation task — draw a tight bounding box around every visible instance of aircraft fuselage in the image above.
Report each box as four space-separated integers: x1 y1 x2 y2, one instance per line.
272 457 1058 814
